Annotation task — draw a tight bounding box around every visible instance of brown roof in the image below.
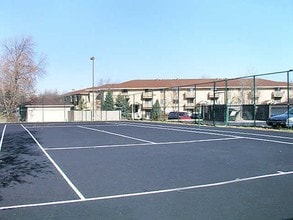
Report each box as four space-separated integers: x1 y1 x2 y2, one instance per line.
94 79 219 90
221 78 288 88
95 78 288 90
64 78 289 95
63 88 90 96
26 96 73 105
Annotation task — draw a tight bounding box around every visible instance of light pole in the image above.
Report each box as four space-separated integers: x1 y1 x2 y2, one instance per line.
90 56 95 121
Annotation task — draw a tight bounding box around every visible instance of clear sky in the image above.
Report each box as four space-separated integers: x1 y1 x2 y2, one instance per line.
1 0 292 93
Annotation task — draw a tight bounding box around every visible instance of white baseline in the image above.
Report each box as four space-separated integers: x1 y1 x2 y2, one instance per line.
1 170 293 211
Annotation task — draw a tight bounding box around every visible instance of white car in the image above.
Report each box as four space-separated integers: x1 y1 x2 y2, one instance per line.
286 117 293 128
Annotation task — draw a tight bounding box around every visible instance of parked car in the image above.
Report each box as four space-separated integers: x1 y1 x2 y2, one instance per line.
266 108 293 128
191 112 203 119
286 117 293 127
168 111 191 120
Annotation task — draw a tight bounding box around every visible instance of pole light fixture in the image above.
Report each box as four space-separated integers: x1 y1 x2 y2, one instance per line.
90 56 95 121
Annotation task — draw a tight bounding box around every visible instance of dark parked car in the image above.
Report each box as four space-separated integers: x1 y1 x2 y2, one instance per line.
266 108 293 128
168 111 190 120
191 112 203 119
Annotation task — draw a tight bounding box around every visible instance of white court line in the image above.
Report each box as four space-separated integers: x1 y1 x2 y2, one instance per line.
21 124 85 200
25 124 120 129
118 122 293 145
78 125 156 144
0 124 7 151
44 137 243 151
115 122 243 138
1 170 293 211
126 122 293 140
25 125 77 129
242 136 293 145
45 142 153 151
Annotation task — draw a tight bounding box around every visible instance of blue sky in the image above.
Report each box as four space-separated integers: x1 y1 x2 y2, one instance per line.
1 0 292 93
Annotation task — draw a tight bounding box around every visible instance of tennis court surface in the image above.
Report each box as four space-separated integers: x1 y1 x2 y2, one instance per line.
0 122 293 219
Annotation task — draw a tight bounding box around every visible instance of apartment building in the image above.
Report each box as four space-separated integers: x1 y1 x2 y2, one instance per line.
64 78 290 120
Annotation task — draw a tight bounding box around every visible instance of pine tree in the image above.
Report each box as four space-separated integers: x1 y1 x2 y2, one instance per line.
103 91 114 111
115 94 129 118
151 100 161 121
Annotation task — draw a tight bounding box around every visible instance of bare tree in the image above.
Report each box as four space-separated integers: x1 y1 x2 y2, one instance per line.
0 36 46 120
97 77 113 86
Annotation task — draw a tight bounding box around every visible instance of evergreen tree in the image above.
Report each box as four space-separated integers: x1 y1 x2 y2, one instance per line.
103 91 114 111
151 100 161 121
115 94 129 118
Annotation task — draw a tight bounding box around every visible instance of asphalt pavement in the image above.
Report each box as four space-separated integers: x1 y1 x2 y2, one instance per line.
0 122 293 219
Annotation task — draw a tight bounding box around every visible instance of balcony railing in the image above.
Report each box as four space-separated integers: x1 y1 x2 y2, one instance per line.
272 91 283 98
208 92 219 100
142 92 153 99
184 103 195 110
142 103 153 109
184 92 195 99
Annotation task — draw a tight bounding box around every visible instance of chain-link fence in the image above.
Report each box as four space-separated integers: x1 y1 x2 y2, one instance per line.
136 70 292 129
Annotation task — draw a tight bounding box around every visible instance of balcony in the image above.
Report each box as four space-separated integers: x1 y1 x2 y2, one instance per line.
142 102 153 110
272 91 283 99
184 92 195 99
208 92 219 100
184 103 195 110
142 92 153 99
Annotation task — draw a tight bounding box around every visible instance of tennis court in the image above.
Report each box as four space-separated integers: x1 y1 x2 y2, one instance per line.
0 122 293 219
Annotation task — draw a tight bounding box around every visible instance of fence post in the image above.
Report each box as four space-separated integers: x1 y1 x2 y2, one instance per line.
253 76 256 127
225 79 229 126
42 95 44 122
287 70 290 128
177 86 180 122
213 81 216 126
64 96 66 122
152 89 154 106
163 88 166 121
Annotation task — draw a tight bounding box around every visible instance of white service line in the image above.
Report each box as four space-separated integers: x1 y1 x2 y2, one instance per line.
21 124 85 200
243 136 293 145
183 126 293 140
78 125 156 144
45 142 152 151
1 170 293 211
117 122 242 138
45 137 243 151
25 124 121 129
24 125 77 129
120 122 293 144
0 124 7 151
